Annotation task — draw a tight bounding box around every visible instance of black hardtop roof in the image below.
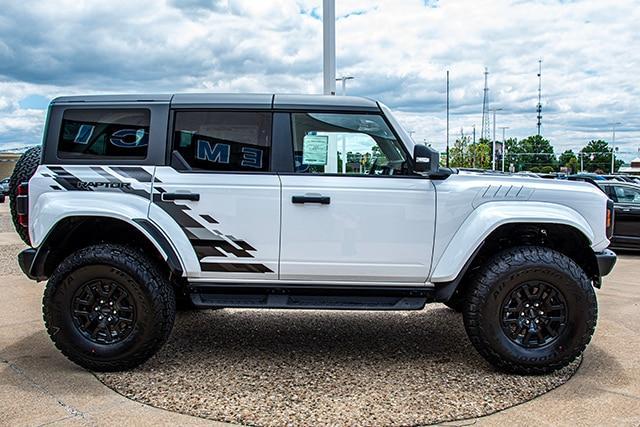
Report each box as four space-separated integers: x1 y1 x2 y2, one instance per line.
51 93 380 111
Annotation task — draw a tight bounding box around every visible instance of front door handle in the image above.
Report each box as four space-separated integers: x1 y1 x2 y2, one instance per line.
292 195 331 205
161 192 200 202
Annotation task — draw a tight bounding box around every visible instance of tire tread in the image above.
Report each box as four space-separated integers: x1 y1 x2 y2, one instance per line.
463 246 597 375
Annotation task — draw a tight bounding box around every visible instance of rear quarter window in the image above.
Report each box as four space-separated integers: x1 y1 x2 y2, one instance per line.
58 109 150 159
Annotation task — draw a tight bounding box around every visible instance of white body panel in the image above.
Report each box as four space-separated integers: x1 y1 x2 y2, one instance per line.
429 173 610 282
279 175 436 283
26 165 190 272
150 167 280 279
29 165 155 246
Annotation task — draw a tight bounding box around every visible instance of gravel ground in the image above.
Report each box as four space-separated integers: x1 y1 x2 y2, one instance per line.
96 308 579 426
0 209 579 426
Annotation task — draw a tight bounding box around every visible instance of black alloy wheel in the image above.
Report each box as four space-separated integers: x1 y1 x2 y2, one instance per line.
43 244 176 371
71 279 137 345
500 281 568 348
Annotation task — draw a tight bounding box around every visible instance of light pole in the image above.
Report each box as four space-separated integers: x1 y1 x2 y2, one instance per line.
446 70 450 167
490 107 503 170
322 0 336 95
499 126 509 172
610 122 622 173
336 76 354 96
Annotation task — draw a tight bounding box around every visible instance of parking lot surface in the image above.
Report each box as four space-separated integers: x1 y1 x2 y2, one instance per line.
0 204 639 426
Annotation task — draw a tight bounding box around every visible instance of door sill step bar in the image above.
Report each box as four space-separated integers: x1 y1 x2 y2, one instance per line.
189 284 432 310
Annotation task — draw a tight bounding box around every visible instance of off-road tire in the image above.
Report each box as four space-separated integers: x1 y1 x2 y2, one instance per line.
43 244 176 371
9 145 42 246
463 246 597 375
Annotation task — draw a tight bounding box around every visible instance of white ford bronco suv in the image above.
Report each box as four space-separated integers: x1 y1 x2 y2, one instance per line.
6 94 616 374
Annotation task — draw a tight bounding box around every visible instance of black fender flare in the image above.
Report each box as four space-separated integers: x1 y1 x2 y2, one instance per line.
27 217 183 281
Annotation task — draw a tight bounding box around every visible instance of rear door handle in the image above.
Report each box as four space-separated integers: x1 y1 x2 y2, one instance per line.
292 195 331 205
161 192 200 202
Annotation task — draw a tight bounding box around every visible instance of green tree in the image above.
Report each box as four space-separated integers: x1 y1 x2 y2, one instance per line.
448 135 471 168
580 140 624 173
468 139 491 169
519 135 558 171
503 137 522 172
559 149 578 173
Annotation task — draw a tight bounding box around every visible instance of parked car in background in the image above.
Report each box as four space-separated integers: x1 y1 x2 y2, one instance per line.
597 181 640 250
0 177 10 195
602 174 640 184
570 172 606 181
514 171 542 178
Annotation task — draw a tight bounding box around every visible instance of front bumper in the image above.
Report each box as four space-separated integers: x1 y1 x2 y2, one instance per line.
595 249 617 277
17 248 38 280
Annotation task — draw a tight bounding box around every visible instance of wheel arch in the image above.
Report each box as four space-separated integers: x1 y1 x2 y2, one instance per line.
434 221 599 303
29 215 184 281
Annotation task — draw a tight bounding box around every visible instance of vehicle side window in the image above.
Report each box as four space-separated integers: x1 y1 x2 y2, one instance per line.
613 185 640 204
173 111 271 172
58 109 150 159
291 113 409 175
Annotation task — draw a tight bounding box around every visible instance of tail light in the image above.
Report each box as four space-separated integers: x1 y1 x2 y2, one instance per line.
606 199 614 239
16 182 29 228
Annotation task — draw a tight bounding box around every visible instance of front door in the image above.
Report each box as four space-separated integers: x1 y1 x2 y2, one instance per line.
150 110 280 279
609 183 640 247
279 111 436 284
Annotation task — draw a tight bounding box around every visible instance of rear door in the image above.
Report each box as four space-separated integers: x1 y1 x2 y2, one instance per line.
278 111 436 284
149 108 281 279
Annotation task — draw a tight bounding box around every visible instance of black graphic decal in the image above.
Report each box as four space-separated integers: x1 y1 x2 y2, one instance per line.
200 214 218 224
112 167 160 183
48 166 93 191
200 263 273 273
45 166 272 273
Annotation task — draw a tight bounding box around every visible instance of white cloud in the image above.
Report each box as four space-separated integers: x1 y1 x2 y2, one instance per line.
0 0 639 160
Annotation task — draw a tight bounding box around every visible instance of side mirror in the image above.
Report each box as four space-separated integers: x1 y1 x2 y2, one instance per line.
413 144 440 174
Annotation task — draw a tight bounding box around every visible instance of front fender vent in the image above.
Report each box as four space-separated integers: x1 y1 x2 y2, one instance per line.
472 185 534 208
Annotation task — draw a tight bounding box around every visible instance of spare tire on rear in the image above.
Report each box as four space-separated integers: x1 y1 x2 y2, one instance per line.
9 146 42 246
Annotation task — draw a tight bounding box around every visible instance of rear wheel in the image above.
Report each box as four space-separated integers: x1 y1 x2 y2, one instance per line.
43 244 176 371
9 146 41 246
463 246 597 374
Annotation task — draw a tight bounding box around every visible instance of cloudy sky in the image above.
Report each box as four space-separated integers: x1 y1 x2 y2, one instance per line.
1 0 639 160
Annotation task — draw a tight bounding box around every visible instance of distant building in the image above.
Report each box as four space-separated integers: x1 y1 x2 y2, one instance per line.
618 157 640 175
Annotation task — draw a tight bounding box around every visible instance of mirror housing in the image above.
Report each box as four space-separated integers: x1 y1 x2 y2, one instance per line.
413 144 440 175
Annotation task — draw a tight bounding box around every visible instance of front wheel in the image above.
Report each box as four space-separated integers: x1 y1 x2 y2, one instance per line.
43 244 176 371
463 246 597 374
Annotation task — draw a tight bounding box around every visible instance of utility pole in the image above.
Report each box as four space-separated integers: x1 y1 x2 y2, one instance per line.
446 70 450 167
490 107 503 170
336 76 354 96
610 122 622 173
322 0 336 95
500 126 509 172
472 124 476 168
536 59 543 136
481 67 490 141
